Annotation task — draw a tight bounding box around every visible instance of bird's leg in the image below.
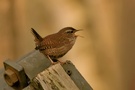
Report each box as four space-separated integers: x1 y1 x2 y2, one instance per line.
47 55 57 65
57 60 65 65
47 55 54 63
46 55 65 65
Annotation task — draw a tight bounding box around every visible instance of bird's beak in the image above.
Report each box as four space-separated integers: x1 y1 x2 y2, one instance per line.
75 35 84 38
75 29 84 38
75 29 82 32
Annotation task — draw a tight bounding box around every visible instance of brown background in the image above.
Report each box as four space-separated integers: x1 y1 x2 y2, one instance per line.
0 0 135 90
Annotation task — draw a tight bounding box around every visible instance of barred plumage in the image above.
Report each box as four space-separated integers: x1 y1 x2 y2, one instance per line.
31 27 79 64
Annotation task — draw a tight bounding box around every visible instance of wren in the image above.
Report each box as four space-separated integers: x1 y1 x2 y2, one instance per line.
31 27 80 64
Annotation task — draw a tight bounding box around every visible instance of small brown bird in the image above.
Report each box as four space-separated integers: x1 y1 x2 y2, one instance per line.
31 27 80 64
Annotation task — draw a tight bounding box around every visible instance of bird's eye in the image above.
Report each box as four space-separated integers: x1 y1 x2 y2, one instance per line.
66 30 74 33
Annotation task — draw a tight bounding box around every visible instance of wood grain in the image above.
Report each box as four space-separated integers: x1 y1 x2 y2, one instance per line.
32 63 79 90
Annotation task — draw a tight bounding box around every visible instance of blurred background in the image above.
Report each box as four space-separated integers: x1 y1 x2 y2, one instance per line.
0 0 135 90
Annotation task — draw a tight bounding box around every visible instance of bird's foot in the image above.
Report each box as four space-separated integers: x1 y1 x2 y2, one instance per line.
58 60 66 65
51 62 59 65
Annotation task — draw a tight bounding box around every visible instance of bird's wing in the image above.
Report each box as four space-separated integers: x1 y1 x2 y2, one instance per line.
38 34 69 51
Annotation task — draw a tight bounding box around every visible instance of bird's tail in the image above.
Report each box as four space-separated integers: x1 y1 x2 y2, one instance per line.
31 28 43 42
31 28 43 49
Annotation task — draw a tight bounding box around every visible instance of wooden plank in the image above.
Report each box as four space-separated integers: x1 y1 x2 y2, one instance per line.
31 63 79 90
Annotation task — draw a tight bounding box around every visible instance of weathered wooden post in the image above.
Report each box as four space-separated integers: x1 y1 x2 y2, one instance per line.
0 50 93 90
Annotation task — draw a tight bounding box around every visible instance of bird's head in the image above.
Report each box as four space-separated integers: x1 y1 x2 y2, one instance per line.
58 27 81 38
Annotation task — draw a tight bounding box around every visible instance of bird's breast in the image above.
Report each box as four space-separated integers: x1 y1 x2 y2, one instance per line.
39 35 77 59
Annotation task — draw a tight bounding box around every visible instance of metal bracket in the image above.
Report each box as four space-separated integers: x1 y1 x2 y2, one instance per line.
62 61 93 90
3 60 29 90
2 50 51 90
